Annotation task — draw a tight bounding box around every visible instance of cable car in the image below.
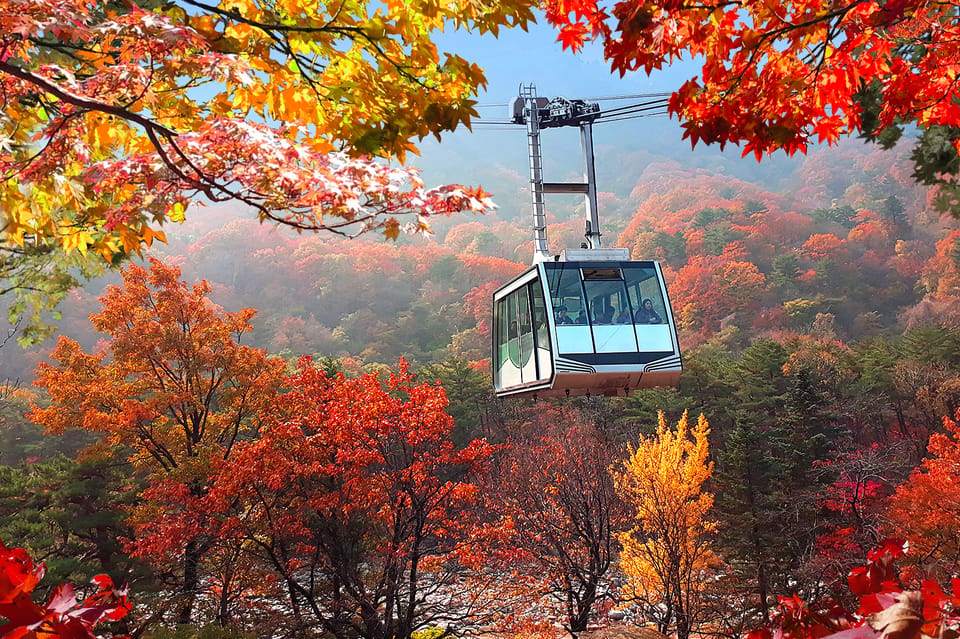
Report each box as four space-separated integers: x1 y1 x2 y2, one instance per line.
493 248 681 398
490 86 682 398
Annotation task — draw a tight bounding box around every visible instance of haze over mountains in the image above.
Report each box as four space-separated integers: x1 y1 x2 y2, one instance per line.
0 126 952 384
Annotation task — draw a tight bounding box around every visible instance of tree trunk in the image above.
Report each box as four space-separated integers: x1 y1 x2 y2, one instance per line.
756 550 770 623
569 579 597 632
671 561 689 639
361 608 385 639
216 558 233 627
177 539 202 625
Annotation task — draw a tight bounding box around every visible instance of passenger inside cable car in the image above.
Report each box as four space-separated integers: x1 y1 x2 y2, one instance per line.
635 299 663 324
544 262 672 355
555 305 574 325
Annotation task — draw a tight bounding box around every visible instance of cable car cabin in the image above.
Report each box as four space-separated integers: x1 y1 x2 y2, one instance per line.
492 249 681 398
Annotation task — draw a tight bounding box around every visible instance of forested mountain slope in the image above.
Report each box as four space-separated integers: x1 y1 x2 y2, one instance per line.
1 137 953 379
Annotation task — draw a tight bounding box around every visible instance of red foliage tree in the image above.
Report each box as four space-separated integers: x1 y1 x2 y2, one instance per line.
458 254 526 288
487 414 623 632
30 259 285 625
888 411 960 581
801 234 850 262
671 255 767 333
203 359 496 639
920 230 960 299
806 445 907 602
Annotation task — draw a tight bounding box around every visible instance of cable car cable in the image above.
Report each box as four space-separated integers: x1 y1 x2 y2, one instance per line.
594 109 670 122
591 100 670 118
591 103 670 121
599 112 669 123
472 92 673 108
584 92 673 100
593 98 670 113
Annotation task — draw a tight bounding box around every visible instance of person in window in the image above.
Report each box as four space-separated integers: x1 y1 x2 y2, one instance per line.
555 305 574 325
595 306 614 324
574 311 588 325
615 307 632 324
634 299 663 324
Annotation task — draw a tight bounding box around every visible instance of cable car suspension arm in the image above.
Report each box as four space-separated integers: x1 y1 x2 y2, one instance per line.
511 84 604 262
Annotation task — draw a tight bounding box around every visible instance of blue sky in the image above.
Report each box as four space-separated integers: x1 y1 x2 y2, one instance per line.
432 19 687 103
414 19 806 206
417 19 695 185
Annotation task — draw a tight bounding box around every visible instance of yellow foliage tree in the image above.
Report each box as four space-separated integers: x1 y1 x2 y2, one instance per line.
613 410 718 639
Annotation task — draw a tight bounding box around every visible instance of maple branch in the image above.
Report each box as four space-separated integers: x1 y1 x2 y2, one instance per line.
134 418 178 471
26 36 109 66
0 60 264 222
0 315 20 351
682 0 741 10
141 125 297 230
0 54 455 241
713 2 859 97
178 0 434 90
120 52 159 113
142 126 208 191
220 386 247 461
764 1 855 37
0 59 180 138
242 491 340 635
894 66 960 118
142 125 404 238
0 111 80 180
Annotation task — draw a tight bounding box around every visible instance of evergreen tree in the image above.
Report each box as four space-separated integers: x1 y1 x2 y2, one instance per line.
0 455 145 591
880 196 909 232
778 367 845 482
418 357 490 446
770 253 802 292
714 420 785 625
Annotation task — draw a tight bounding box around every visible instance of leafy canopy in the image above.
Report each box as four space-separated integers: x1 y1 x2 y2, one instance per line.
203 358 496 639
28 258 286 624
489 417 621 633
30 258 285 477
544 0 960 212
887 411 960 578
0 0 534 337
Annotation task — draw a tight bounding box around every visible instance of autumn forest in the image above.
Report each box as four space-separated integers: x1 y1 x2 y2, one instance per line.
1 132 959 639
5 1 960 639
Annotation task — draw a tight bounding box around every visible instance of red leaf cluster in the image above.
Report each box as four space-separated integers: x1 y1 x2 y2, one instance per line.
542 0 960 163
751 540 960 639
0 540 130 639
848 541 905 599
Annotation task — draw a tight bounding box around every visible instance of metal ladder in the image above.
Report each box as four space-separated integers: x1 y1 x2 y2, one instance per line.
521 84 551 262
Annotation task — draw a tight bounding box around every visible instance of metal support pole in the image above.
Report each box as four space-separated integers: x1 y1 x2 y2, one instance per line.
581 121 601 249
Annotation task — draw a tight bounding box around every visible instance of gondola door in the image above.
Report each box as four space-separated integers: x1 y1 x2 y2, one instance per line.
493 269 554 395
